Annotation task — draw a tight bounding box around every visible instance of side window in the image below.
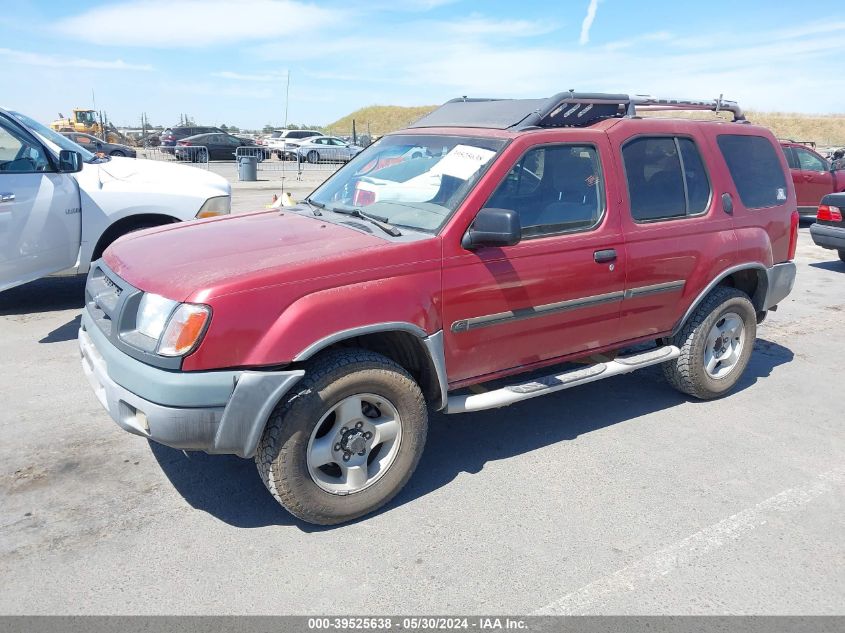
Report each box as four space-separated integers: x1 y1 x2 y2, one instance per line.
623 136 711 221
795 148 828 172
0 120 52 173
484 144 604 238
717 134 788 209
782 146 800 169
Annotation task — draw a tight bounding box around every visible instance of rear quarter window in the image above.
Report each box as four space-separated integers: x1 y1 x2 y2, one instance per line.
717 134 788 209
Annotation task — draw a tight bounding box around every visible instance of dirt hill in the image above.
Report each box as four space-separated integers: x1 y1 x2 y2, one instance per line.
326 104 845 146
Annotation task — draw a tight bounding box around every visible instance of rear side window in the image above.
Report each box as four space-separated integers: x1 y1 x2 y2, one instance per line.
781 146 799 169
717 134 788 209
623 136 711 221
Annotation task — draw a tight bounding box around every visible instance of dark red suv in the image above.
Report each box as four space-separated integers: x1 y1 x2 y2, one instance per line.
780 140 845 217
80 93 798 524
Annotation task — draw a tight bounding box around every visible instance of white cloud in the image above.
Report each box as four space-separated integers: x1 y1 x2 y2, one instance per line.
0 47 153 70
446 17 559 37
52 0 343 48
579 0 599 45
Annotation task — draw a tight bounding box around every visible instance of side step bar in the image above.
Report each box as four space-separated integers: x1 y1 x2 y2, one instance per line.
445 346 681 414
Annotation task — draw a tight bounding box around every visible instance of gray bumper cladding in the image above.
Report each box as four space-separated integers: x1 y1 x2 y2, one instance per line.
763 261 797 311
79 324 304 458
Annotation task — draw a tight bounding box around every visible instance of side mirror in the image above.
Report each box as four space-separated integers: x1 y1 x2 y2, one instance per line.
57 150 83 173
462 207 521 250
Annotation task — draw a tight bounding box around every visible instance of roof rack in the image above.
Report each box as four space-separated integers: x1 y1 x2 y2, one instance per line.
779 138 816 148
408 92 746 130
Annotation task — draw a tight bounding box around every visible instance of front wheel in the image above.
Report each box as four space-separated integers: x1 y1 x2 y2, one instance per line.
256 349 428 525
306 150 320 164
662 286 757 399
109 150 126 157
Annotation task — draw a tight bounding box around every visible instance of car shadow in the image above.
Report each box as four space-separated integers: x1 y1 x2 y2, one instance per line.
150 338 793 531
39 314 82 344
0 275 86 316
809 260 845 273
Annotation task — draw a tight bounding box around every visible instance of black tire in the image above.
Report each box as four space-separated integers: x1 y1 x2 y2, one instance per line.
307 150 320 164
93 221 167 259
109 150 125 157
662 286 757 400
256 349 428 525
838 249 845 263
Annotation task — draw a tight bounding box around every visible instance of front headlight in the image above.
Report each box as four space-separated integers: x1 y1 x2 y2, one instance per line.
158 303 211 357
135 293 177 340
196 195 231 218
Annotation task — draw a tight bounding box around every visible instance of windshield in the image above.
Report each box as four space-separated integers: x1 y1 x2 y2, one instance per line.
10 111 97 162
309 134 507 233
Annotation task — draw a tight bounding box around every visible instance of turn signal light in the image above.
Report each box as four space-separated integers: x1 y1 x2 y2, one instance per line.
817 204 842 222
158 304 211 357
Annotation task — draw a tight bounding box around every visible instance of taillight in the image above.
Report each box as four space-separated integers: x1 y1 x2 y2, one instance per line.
353 188 376 207
787 210 799 260
817 204 843 222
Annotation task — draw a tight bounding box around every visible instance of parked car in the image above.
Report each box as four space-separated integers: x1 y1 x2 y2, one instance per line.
174 132 266 162
61 132 137 158
160 126 223 154
296 136 363 163
809 192 845 262
79 92 797 525
780 141 845 218
265 129 322 159
0 107 231 292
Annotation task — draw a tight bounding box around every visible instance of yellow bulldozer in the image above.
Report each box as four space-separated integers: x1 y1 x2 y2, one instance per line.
50 109 129 144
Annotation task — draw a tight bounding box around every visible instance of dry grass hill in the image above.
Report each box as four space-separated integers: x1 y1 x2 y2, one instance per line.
326 104 845 147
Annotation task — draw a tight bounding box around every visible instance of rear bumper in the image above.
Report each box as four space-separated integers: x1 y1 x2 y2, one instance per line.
762 261 797 311
810 223 845 251
79 311 303 458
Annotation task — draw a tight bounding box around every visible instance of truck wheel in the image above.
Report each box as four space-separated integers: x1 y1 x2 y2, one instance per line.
256 349 428 525
662 286 757 400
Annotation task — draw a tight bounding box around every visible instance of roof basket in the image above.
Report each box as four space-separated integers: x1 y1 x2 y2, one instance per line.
408 92 746 130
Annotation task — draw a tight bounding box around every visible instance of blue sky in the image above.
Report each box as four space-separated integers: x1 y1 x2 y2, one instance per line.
2 0 843 130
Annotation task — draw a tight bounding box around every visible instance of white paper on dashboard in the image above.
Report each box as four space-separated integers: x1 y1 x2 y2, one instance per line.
434 145 497 180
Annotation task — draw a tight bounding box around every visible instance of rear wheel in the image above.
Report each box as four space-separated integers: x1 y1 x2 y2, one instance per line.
307 150 320 164
663 286 757 399
256 349 428 525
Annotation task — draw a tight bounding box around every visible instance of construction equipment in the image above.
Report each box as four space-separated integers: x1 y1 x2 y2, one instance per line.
50 108 131 145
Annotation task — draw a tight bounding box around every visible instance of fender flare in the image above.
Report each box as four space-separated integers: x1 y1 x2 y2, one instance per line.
292 322 449 411
671 263 767 336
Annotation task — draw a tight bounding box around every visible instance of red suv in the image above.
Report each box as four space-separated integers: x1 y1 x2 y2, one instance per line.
80 93 798 525
780 140 845 218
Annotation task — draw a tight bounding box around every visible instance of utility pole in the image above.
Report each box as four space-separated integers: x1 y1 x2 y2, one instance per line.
284 71 291 128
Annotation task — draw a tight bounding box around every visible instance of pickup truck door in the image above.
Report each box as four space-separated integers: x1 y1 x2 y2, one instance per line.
0 113 81 292
791 146 835 210
441 134 625 386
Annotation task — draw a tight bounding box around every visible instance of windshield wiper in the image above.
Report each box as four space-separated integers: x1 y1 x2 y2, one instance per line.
330 207 402 237
302 197 323 216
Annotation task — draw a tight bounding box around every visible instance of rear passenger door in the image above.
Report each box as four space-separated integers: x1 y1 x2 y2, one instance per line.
609 126 736 340
441 135 626 385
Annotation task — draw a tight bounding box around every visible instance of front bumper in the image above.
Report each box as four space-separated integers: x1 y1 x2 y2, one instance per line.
79 312 303 458
810 222 845 251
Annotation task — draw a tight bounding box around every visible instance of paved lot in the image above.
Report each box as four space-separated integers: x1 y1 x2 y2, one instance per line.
0 199 843 613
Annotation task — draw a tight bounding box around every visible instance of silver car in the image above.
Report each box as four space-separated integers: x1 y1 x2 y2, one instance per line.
61 132 137 158
295 136 363 163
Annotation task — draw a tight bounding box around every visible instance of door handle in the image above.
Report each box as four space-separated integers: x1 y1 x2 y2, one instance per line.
594 248 617 263
0 193 15 203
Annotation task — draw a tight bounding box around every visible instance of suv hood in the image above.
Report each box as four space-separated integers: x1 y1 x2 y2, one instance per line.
104 210 385 301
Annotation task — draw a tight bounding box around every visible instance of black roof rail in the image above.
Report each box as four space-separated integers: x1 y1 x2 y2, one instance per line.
408 92 746 130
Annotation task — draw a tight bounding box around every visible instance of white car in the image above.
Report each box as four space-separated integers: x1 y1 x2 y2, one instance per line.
265 129 322 159
0 108 231 292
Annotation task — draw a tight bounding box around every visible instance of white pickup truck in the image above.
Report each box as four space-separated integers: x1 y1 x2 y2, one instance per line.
0 108 232 292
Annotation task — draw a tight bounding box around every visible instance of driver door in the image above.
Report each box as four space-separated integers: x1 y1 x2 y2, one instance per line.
0 114 81 291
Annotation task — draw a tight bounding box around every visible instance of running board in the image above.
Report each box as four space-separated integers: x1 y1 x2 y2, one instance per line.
445 346 681 414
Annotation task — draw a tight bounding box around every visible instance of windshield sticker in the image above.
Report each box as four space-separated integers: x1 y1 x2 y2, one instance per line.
435 145 497 180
